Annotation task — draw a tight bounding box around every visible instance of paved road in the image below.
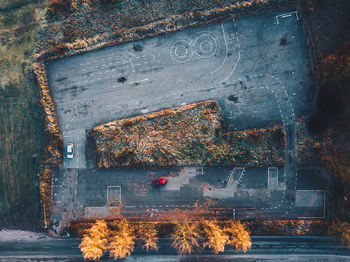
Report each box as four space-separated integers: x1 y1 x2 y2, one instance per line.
1 236 349 261
47 10 326 234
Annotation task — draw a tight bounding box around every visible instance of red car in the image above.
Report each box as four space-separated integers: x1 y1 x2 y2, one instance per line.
153 178 167 186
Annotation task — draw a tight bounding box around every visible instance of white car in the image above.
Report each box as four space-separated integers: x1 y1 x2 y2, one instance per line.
66 143 74 159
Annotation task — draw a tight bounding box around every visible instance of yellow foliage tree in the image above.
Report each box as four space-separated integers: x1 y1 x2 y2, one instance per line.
108 218 135 260
136 222 159 251
329 221 350 248
225 220 252 253
202 219 229 254
79 220 110 260
171 221 200 255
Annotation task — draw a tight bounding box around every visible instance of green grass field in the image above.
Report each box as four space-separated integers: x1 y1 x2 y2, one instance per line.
0 0 44 229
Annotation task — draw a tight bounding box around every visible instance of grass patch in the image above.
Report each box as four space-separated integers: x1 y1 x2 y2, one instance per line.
0 0 44 229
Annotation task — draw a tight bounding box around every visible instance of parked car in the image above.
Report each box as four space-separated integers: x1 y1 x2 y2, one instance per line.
66 143 74 159
153 178 167 186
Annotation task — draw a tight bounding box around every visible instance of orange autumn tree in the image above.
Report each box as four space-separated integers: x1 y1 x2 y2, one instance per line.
171 221 200 255
79 220 110 260
136 222 159 251
108 218 135 260
201 219 228 254
225 220 252 253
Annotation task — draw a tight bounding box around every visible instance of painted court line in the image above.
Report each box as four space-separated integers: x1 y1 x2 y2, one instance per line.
275 11 300 25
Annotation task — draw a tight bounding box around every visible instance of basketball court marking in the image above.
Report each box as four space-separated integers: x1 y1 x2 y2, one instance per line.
275 11 300 25
106 186 121 206
169 31 219 63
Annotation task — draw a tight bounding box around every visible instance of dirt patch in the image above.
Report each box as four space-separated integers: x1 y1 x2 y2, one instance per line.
90 100 286 168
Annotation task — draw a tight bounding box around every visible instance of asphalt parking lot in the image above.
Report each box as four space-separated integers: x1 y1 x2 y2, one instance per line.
47 10 326 233
47 10 313 169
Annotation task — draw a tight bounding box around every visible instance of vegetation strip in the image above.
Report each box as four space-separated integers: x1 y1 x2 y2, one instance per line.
77 219 251 260
91 100 286 168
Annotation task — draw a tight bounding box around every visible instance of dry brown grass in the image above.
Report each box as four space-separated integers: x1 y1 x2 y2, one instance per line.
33 62 63 227
91 100 286 168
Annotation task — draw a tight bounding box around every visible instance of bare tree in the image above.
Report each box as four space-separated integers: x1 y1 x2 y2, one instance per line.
171 221 200 255
136 222 159 251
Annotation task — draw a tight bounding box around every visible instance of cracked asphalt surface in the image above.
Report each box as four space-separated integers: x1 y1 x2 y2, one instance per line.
47 10 327 233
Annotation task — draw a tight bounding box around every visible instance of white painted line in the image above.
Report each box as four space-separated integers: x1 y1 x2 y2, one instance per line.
128 78 149 85
281 14 292 18
211 23 228 74
275 11 300 24
222 51 241 82
323 190 326 218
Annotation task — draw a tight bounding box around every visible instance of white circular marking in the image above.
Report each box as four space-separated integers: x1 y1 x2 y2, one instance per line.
170 40 192 63
194 32 218 58
200 41 212 53
175 46 188 58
